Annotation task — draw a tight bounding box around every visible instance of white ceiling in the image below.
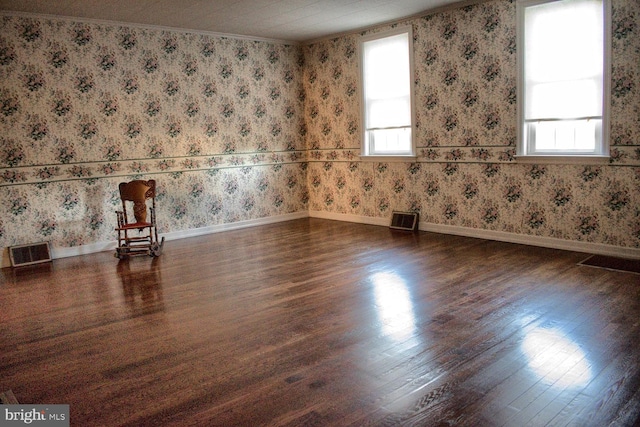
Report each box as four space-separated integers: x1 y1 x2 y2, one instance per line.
0 0 464 43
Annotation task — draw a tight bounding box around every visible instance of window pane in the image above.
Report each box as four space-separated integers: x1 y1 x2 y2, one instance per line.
530 119 599 151
363 34 410 102
367 96 411 128
524 0 603 121
368 128 412 154
527 79 601 119
525 0 603 83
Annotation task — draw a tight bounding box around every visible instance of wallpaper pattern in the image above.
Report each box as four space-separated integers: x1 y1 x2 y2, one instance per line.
0 16 308 252
0 0 638 258
304 0 640 249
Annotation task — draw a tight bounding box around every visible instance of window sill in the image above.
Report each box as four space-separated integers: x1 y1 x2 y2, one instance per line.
360 155 417 163
515 155 610 165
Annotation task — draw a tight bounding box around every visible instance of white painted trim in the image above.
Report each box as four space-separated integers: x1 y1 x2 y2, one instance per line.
359 156 417 163
0 212 309 268
421 223 640 260
0 11 299 45
303 0 482 45
515 155 610 165
51 240 116 260
160 212 308 241
3 210 638 268
308 211 640 260
309 210 389 227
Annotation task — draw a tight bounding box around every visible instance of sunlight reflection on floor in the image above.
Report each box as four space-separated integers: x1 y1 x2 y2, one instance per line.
371 271 417 342
521 327 593 388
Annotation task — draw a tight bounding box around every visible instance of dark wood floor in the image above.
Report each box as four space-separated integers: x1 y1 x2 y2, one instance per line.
1 218 639 426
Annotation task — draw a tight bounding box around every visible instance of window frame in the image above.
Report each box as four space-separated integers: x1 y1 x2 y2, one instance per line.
359 26 417 162
516 0 611 164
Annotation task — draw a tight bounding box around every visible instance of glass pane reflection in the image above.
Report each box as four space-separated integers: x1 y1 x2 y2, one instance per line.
521 327 592 388
371 272 416 341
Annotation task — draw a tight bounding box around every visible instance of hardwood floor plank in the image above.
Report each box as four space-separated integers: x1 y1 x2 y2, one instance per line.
1 218 639 426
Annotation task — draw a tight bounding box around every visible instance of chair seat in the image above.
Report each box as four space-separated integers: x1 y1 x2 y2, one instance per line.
117 222 152 230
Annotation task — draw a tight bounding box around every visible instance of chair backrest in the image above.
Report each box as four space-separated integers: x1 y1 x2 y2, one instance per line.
119 180 156 223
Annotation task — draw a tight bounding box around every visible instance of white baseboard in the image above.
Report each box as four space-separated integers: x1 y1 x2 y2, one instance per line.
308 210 389 227
0 212 309 268
308 210 640 260
2 210 638 268
159 211 309 241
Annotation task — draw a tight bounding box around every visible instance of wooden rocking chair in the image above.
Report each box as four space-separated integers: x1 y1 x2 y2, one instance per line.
115 179 164 258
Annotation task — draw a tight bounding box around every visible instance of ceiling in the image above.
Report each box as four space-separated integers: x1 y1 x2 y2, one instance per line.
0 0 464 43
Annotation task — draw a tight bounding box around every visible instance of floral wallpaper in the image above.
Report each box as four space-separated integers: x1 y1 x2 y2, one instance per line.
0 15 308 259
0 0 639 264
304 0 640 249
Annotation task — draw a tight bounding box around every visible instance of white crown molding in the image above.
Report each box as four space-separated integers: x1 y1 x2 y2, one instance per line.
302 0 484 45
0 10 300 46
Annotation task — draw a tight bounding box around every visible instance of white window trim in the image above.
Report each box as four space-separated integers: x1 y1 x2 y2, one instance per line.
516 0 611 164
359 26 417 160
360 155 417 163
515 154 610 164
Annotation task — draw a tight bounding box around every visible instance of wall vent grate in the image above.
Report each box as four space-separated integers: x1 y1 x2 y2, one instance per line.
9 242 52 267
390 211 419 231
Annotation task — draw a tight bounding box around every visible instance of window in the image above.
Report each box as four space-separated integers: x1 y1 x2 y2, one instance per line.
517 0 610 161
360 27 416 159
